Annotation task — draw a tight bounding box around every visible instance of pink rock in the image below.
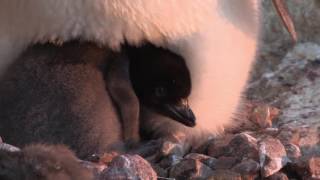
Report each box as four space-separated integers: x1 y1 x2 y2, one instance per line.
169 158 213 179
214 156 238 170
225 133 259 161
266 172 289 180
259 137 288 177
207 134 234 158
185 153 217 168
308 156 320 179
100 154 157 180
207 170 242 180
232 159 260 176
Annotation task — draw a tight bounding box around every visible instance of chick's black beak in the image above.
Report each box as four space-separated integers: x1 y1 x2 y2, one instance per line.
159 99 196 127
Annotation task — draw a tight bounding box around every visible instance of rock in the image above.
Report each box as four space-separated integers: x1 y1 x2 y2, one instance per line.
207 170 241 180
79 160 106 178
225 133 259 161
159 154 183 169
249 102 280 129
214 156 238 170
266 172 289 180
98 152 119 165
129 139 163 161
207 134 234 158
261 128 280 137
191 139 212 154
277 125 300 145
160 141 186 157
100 154 157 180
150 163 168 179
259 137 288 177
308 156 320 179
232 159 260 176
185 153 218 169
86 151 119 165
284 143 301 162
298 126 320 151
169 158 213 180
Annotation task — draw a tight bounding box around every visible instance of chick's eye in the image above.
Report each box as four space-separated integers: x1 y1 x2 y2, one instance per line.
154 86 167 97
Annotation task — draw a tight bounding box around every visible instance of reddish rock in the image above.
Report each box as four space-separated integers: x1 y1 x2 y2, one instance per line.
298 126 320 149
86 151 119 165
79 160 106 178
100 154 157 180
276 125 300 145
232 159 260 176
98 151 119 164
185 153 218 168
159 154 183 169
192 139 212 154
259 137 288 177
308 156 320 179
160 141 185 157
225 133 259 161
249 102 280 129
207 134 234 158
284 143 301 162
169 158 213 179
214 156 238 170
261 128 280 137
207 170 242 180
266 172 289 180
151 163 168 178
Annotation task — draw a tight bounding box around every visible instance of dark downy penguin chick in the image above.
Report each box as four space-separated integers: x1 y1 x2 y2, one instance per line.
0 41 196 159
106 43 196 147
126 44 196 128
0 41 124 159
0 144 93 180
124 44 198 145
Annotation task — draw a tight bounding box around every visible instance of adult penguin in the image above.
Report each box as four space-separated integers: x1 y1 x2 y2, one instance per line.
0 0 295 148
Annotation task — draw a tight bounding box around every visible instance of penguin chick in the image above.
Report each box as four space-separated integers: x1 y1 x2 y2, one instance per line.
126 43 195 128
0 41 124 159
0 144 93 180
0 40 196 160
104 43 196 146
127 44 204 147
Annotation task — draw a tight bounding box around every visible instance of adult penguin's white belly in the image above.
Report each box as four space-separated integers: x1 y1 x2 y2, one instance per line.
178 1 260 134
161 0 260 136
